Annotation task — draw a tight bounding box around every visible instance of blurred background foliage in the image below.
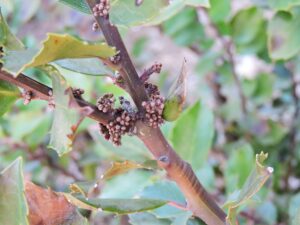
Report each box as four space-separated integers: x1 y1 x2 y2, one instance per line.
1 0 300 224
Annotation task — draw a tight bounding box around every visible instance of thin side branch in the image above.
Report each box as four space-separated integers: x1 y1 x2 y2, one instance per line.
0 70 113 125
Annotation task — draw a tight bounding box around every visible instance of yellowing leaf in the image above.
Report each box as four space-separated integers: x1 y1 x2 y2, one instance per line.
224 152 273 225
103 160 156 180
69 181 97 197
2 33 116 76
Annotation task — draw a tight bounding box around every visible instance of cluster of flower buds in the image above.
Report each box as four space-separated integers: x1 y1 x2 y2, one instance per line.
72 88 85 98
97 93 115 113
92 0 110 18
97 94 137 146
23 90 33 105
140 63 163 83
151 63 162 74
105 109 136 145
142 95 165 128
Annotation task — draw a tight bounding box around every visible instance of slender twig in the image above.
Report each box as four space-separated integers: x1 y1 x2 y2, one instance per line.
0 71 114 125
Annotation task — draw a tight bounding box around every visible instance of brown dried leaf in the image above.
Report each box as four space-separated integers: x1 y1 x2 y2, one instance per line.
25 181 86 225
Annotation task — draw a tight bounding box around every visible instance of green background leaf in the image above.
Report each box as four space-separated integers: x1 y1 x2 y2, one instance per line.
170 101 214 169
0 157 29 225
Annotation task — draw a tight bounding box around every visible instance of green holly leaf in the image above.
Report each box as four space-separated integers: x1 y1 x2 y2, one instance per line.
148 0 209 26
224 152 273 225
55 58 114 76
0 157 29 225
129 212 171 225
65 194 167 214
60 0 167 27
2 33 116 76
59 0 209 27
163 60 187 122
0 80 20 117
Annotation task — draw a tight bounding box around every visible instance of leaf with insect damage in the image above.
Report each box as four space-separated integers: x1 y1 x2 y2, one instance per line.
162 60 187 122
42 65 83 156
0 157 29 225
65 194 167 214
223 152 273 225
1 33 116 76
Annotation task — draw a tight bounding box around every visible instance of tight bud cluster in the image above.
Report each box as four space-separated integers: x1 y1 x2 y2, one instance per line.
151 63 162 74
98 94 136 146
97 93 115 113
142 83 165 128
73 88 85 98
92 0 110 18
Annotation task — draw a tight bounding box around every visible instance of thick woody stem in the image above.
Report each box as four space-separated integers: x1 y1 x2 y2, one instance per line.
136 122 226 224
86 0 226 224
